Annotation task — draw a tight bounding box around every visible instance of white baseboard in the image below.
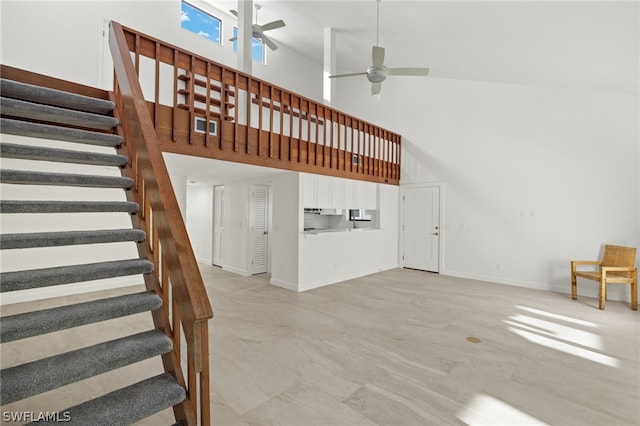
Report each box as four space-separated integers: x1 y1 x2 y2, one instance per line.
196 256 212 265
440 269 630 302
221 264 251 277
269 278 298 292
0 276 144 305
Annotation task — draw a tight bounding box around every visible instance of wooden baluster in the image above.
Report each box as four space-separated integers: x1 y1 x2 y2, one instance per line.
297 96 302 163
172 50 178 143
269 85 274 158
278 89 284 160
288 93 293 162
246 77 252 154
200 323 210 426
188 56 196 145
219 67 225 150
153 42 160 130
258 81 263 156
234 72 239 152
306 100 311 164
204 62 211 148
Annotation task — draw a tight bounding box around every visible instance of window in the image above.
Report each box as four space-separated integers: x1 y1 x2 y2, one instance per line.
232 27 266 64
180 1 222 44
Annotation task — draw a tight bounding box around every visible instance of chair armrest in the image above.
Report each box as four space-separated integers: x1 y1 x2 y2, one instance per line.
572 260 601 272
601 266 636 272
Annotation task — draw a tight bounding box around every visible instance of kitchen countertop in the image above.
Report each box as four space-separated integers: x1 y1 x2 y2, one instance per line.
302 228 376 234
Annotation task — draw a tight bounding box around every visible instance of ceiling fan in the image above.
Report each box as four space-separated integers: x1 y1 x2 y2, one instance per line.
329 0 430 95
229 4 285 51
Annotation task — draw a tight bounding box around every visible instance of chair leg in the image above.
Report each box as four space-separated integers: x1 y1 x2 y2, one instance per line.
599 277 606 310
571 272 577 300
631 273 638 311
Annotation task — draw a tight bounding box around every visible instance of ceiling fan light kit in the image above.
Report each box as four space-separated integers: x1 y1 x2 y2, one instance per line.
329 0 430 95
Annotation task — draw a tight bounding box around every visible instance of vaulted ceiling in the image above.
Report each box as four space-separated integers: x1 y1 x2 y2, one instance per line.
214 0 639 95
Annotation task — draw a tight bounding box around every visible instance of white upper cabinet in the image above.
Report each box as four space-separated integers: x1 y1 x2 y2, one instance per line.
301 173 377 210
316 175 332 207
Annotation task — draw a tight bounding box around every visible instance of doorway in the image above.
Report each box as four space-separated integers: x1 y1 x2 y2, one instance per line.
402 185 441 272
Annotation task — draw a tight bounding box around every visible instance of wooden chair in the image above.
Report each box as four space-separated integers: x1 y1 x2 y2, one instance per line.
571 245 637 310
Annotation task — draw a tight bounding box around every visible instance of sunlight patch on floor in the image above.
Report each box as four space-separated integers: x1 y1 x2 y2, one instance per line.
457 393 549 426
504 305 619 367
514 305 597 328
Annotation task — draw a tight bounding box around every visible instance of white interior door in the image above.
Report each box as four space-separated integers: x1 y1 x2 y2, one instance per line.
213 185 224 267
403 186 440 272
250 184 269 274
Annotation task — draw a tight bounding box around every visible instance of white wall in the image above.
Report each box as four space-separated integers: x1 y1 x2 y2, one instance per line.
335 76 639 301
0 0 323 102
270 172 300 290
185 184 213 264
220 179 250 275
298 181 400 291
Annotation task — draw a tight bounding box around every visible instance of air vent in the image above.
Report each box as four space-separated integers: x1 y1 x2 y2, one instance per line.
194 117 217 136
352 154 361 165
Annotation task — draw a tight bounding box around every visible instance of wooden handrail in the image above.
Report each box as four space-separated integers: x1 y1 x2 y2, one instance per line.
109 21 212 425
115 23 402 185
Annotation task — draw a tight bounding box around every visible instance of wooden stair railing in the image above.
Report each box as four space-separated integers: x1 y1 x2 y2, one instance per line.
114 22 401 185
109 21 213 425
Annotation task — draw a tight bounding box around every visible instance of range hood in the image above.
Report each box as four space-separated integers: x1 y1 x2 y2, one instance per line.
304 208 344 215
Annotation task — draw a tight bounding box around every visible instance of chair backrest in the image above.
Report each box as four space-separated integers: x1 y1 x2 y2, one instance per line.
602 245 637 268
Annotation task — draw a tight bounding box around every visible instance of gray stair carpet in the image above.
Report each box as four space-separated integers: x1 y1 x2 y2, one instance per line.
1 97 119 131
30 373 186 426
0 258 154 292
0 229 146 250
0 291 162 343
0 118 124 147
0 78 116 114
0 77 188 424
1 329 172 405
0 169 133 188
0 200 139 214
0 142 128 167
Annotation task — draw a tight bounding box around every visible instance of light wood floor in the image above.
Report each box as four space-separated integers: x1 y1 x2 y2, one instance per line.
2 266 639 425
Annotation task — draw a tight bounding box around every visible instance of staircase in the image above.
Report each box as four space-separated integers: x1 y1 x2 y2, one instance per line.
0 77 190 423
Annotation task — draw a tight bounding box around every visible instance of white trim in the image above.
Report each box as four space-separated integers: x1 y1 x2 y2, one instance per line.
269 278 298 292
222 264 251 277
399 182 445 273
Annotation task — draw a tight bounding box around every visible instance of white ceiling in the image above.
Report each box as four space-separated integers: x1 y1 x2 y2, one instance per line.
164 153 287 185
215 0 639 95
178 0 638 183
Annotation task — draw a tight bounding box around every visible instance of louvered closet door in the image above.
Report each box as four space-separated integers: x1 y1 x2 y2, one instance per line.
213 185 224 267
251 184 269 274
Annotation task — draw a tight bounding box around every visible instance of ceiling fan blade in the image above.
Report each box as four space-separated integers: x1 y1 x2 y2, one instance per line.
372 46 385 68
261 33 279 51
387 67 430 76
328 72 368 79
229 9 238 17
260 19 285 32
371 82 382 96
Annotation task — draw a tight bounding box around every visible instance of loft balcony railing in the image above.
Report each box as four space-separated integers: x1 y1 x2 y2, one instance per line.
116 23 401 185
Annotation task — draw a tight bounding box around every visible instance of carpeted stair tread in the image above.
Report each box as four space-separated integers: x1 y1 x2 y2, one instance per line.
0 142 128 167
1 97 119 131
0 200 139 214
0 258 154 292
0 291 162 343
0 228 146 250
0 118 124 147
0 330 172 405
0 78 115 114
0 169 133 188
30 373 186 426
